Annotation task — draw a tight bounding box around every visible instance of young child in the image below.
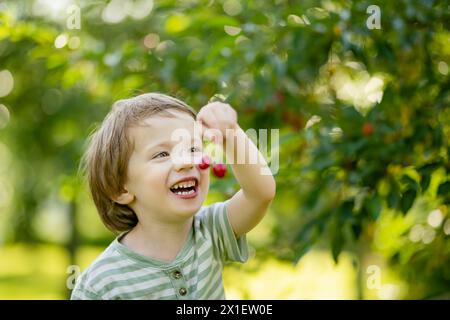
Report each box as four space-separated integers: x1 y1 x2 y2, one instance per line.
71 92 276 300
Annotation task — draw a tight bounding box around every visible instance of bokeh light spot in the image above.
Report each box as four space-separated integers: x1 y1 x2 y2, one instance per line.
408 224 424 242
427 209 443 228
438 61 448 75
102 0 127 24
0 104 10 129
128 0 154 20
68 36 81 50
54 33 69 49
223 0 242 16
0 70 14 97
143 33 160 49
224 25 241 36
443 219 450 236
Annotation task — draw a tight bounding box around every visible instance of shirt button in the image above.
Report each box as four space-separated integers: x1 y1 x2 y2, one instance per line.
172 270 182 279
179 288 187 296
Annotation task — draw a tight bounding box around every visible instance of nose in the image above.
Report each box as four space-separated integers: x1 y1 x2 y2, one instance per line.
172 150 196 172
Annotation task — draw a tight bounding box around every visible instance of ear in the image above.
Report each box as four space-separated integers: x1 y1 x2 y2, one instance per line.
114 188 135 205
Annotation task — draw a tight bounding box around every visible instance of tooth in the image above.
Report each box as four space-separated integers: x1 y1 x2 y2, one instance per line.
172 179 197 190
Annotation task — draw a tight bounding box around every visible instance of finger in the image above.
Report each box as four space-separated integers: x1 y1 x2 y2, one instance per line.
212 106 234 133
197 115 217 143
226 106 237 124
204 123 223 144
197 107 216 128
200 108 221 130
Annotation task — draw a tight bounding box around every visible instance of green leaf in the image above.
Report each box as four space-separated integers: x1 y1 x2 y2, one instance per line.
328 210 345 264
418 162 441 191
400 189 417 215
420 172 431 191
331 226 344 264
294 218 323 263
437 181 450 196
340 200 355 220
400 175 419 191
350 220 363 240
387 181 401 209
293 242 311 264
364 195 382 220
304 186 321 209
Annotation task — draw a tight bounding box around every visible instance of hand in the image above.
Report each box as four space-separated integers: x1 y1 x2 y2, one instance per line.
196 101 238 144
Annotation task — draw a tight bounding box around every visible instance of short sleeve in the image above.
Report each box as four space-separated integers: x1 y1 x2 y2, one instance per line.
198 200 249 263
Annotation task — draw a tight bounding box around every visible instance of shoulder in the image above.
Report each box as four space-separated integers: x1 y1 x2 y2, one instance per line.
71 241 130 299
193 200 232 239
195 200 229 224
193 200 249 263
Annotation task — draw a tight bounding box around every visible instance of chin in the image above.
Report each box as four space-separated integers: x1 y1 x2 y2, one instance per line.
173 204 202 219
170 196 204 214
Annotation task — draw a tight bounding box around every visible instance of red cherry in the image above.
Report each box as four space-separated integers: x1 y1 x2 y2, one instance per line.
362 122 374 136
212 163 227 178
198 155 211 170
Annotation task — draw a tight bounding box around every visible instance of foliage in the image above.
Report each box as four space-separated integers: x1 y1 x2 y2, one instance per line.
0 0 448 298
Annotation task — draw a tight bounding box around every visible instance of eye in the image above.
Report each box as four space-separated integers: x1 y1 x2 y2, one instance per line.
153 151 170 159
191 146 201 153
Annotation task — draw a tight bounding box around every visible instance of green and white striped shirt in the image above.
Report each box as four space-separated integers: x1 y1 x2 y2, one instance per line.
70 201 248 300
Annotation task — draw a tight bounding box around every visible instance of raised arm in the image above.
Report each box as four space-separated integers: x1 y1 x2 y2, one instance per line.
197 102 276 238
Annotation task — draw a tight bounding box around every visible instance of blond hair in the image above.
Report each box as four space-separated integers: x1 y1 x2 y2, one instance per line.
79 93 196 233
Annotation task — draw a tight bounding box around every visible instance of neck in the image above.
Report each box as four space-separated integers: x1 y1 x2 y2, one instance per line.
121 215 193 263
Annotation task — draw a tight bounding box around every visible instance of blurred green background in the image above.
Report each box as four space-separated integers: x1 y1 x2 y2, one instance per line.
0 0 449 299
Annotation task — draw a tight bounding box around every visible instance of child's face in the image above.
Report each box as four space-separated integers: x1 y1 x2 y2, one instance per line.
120 110 210 222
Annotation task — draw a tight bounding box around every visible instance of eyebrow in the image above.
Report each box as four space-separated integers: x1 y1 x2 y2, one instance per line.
145 141 173 154
145 138 202 154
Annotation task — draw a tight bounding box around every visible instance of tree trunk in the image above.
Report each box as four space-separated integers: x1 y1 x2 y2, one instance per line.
354 243 365 300
66 196 78 299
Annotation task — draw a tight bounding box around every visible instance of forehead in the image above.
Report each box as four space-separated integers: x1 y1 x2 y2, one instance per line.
128 111 199 151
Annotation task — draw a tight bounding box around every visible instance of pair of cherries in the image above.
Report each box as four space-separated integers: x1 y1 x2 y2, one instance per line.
198 155 227 178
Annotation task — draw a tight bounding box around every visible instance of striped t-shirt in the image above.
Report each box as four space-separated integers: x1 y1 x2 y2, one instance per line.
70 200 248 300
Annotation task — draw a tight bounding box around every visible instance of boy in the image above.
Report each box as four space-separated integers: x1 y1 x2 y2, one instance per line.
71 93 276 299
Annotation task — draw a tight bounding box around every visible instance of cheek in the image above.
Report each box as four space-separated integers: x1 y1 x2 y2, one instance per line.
139 164 170 189
200 170 210 191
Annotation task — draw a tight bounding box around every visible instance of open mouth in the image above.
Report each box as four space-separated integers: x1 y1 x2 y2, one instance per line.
169 178 198 197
